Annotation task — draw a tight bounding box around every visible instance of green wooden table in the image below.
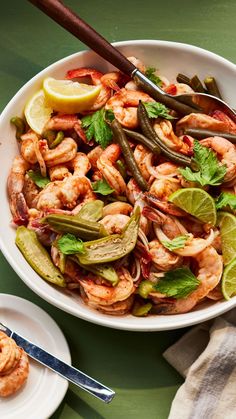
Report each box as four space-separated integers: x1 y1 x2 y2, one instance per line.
1 1 236 417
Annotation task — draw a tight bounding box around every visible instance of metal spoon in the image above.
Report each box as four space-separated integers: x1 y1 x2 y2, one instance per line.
28 0 236 120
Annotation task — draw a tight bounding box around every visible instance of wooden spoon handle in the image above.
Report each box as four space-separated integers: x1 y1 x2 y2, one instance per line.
28 0 136 75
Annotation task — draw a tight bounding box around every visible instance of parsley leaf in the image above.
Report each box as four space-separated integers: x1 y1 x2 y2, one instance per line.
145 67 162 87
143 101 174 120
154 267 200 299
179 140 226 186
27 170 50 188
161 235 189 251
57 233 85 255
215 192 236 210
92 179 114 195
81 109 113 149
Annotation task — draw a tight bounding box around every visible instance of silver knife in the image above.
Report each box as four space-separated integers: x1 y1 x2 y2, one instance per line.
0 322 115 403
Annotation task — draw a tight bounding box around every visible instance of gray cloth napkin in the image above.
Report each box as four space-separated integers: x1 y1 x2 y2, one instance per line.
163 309 236 419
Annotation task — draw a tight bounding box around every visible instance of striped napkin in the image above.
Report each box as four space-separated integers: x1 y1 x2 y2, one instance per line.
163 309 236 419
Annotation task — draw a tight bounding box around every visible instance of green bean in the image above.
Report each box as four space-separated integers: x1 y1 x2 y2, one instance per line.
190 75 205 93
49 131 64 149
116 159 127 179
42 129 56 146
10 117 26 141
176 73 191 85
204 77 222 99
16 226 65 287
184 128 236 143
132 301 152 316
41 214 105 240
107 195 128 203
123 128 161 154
137 102 192 167
111 119 148 191
177 74 206 93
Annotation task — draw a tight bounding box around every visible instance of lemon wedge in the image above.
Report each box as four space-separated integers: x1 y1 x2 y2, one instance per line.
43 77 101 114
24 90 53 135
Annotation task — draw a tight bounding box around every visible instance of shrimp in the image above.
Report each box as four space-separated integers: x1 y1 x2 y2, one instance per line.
150 177 181 201
149 239 183 271
0 349 29 397
155 225 217 256
164 83 194 95
36 181 62 210
0 332 21 375
22 173 39 208
101 71 129 91
146 177 182 216
49 165 70 181
7 156 29 224
97 143 126 194
89 295 134 315
100 214 130 234
44 114 78 131
69 152 91 176
102 201 133 217
66 68 111 111
145 158 180 180
152 246 223 314
79 268 135 306
134 144 151 181
153 120 192 155
59 176 95 209
87 145 103 170
127 56 146 73
105 88 153 129
176 113 236 136
39 137 78 167
200 136 236 182
144 192 185 217
20 132 38 164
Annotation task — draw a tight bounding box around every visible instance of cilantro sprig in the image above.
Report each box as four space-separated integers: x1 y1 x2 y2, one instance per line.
81 109 114 149
27 170 50 188
215 192 236 211
145 67 162 87
57 233 85 255
143 101 174 120
92 179 114 195
161 235 189 251
179 140 226 186
154 267 200 299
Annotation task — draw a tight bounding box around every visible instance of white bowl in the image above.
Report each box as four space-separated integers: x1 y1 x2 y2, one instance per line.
1 40 236 331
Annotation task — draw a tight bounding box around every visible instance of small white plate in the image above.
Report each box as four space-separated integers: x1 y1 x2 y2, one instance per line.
0 294 71 419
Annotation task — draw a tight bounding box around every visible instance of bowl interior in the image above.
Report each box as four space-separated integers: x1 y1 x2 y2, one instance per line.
1 40 236 331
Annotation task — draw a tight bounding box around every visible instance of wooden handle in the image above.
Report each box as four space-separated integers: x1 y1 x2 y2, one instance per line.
28 0 136 75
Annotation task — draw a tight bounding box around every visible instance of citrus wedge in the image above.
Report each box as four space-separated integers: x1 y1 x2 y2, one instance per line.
169 188 217 226
222 257 236 300
24 90 53 135
43 77 101 114
217 211 236 265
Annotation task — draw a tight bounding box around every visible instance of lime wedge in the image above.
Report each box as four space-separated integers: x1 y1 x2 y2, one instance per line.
169 188 217 225
222 257 236 300
218 211 236 265
24 90 53 135
43 77 101 114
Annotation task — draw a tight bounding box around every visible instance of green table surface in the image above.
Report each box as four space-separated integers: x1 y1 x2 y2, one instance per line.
1 1 236 418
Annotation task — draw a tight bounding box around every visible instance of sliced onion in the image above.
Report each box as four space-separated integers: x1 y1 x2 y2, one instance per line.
138 228 149 249
132 258 141 282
